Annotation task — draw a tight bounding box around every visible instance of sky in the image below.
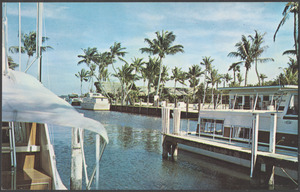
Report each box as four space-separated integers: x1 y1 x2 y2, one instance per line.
4 2 295 96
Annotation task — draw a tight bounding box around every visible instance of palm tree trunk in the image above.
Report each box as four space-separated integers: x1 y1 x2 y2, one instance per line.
156 57 162 96
244 68 249 86
202 71 207 106
147 81 151 104
211 84 214 104
294 12 298 59
26 56 31 67
80 80 83 96
255 59 260 85
233 70 236 84
174 81 177 96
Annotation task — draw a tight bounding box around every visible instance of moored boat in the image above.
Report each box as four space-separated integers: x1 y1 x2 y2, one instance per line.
81 92 110 110
176 85 298 180
196 85 298 149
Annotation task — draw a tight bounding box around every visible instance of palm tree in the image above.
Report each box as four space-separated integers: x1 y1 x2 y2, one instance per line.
187 64 204 101
280 67 298 85
171 67 184 96
223 73 233 87
131 57 145 74
77 47 99 67
274 2 299 57
228 35 253 86
249 30 274 85
154 65 169 97
142 56 160 102
109 42 127 74
113 63 138 105
9 31 53 67
140 30 184 96
93 51 112 98
178 72 188 88
228 62 242 85
87 64 97 92
75 68 89 96
287 57 298 73
237 72 244 86
200 56 214 104
259 74 268 85
8 56 19 70
207 68 221 103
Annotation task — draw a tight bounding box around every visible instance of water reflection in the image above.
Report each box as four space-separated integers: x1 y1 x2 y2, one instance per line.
50 110 296 190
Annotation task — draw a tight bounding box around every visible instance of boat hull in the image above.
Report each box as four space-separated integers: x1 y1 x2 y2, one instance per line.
81 102 110 110
178 144 298 181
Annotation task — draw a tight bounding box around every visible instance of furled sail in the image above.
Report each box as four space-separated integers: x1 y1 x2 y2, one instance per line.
2 69 109 143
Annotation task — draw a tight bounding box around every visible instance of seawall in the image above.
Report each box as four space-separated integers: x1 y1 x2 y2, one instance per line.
110 105 198 119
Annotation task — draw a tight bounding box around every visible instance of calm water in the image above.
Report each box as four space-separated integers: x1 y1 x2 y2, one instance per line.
49 110 296 190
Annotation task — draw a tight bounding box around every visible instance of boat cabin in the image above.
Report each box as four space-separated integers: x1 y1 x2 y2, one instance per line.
197 85 298 149
218 85 298 113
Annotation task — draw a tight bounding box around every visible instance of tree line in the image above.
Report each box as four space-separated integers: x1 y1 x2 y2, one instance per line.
8 2 298 105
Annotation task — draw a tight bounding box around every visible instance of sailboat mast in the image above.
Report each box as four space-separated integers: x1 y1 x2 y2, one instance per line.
2 3 9 75
37 2 43 82
19 3 21 71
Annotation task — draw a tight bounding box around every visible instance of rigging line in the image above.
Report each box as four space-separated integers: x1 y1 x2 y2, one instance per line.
280 168 298 186
42 11 51 90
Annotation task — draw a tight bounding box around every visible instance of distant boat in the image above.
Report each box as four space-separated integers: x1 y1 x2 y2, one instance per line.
81 92 110 110
66 93 82 106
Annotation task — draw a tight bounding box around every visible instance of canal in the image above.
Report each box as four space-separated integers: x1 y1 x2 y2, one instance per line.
49 110 296 190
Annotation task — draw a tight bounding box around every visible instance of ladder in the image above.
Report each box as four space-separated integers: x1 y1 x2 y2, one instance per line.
2 122 17 189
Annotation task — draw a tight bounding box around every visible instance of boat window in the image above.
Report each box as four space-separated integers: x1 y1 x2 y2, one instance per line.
286 94 298 115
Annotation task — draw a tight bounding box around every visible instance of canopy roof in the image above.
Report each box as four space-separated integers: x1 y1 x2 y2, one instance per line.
2 70 108 143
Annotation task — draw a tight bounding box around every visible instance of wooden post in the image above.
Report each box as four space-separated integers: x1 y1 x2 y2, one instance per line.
95 134 100 189
70 128 83 190
250 113 259 178
269 113 277 153
267 113 277 187
171 143 178 158
186 98 189 117
162 107 170 134
173 108 181 135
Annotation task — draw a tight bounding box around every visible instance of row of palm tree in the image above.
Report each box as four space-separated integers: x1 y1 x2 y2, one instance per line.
228 30 274 86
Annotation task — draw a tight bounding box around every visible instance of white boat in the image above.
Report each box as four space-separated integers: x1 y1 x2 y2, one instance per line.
179 85 298 180
196 85 298 149
2 3 108 190
81 93 110 110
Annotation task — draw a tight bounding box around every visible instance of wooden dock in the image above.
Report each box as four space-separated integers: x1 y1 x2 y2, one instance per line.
162 134 297 170
162 133 298 186
160 107 298 186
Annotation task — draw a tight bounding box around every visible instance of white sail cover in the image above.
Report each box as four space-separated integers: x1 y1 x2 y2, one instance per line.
2 69 108 143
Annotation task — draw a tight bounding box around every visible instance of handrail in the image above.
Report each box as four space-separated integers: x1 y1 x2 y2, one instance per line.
86 141 106 190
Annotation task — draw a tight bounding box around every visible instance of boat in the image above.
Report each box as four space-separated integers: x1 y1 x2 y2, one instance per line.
178 85 298 180
81 92 110 110
196 85 298 149
67 93 82 106
1 3 108 190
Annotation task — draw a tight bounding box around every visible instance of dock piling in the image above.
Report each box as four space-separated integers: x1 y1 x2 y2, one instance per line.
70 128 83 190
173 108 181 135
250 113 259 178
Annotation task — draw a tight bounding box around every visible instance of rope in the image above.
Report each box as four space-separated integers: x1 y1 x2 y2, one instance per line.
280 168 298 186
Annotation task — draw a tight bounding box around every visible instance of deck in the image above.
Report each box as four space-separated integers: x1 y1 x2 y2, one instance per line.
163 133 297 170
